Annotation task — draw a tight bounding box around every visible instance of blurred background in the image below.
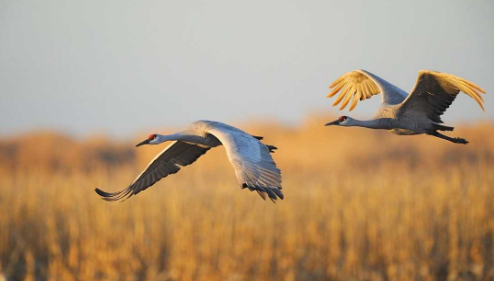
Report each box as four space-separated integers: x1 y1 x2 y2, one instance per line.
1 0 493 280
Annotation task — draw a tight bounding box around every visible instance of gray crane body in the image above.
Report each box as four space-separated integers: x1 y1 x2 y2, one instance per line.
95 120 283 203
325 69 486 144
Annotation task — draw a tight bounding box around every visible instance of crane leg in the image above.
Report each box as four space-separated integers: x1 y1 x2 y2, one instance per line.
433 124 454 131
427 131 468 144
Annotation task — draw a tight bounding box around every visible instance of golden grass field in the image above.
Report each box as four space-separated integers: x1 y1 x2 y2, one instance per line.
1 115 493 281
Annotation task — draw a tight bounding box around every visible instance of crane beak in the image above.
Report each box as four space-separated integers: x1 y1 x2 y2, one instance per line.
136 139 150 147
325 120 340 126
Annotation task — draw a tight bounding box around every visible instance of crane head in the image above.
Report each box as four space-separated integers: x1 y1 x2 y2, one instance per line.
325 116 349 126
136 134 158 147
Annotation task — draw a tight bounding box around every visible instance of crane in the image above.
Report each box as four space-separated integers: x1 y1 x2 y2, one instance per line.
95 120 283 202
325 70 486 144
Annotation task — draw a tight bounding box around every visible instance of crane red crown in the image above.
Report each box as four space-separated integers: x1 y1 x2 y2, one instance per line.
148 134 157 140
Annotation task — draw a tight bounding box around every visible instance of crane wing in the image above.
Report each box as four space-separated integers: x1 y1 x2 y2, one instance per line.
95 141 212 201
398 70 486 123
208 124 283 202
327 69 408 111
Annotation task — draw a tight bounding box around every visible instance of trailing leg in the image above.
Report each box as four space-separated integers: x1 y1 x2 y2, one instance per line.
427 131 468 144
433 124 454 131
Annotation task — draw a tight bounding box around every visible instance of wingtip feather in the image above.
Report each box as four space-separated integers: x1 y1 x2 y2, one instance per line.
327 82 346 98
457 80 486 111
333 84 351 107
95 187 114 198
431 71 487 112
339 85 355 110
329 75 345 88
462 79 486 94
95 187 132 202
244 183 283 202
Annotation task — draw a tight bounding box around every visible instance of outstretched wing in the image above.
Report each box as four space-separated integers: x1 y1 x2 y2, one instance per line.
208 124 283 202
327 69 408 111
398 70 486 123
95 141 213 201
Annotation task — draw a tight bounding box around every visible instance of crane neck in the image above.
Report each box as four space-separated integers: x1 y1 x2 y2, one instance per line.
155 132 208 145
348 118 393 130
155 132 187 143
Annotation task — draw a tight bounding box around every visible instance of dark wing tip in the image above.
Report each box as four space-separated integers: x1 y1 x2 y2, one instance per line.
242 183 284 202
266 145 278 153
95 187 112 197
272 187 284 200
251 135 264 140
94 187 133 202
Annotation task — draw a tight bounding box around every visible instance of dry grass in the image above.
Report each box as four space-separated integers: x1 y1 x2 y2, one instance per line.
1 115 493 281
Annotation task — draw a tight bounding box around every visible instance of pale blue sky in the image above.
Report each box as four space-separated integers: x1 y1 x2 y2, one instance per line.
1 0 493 137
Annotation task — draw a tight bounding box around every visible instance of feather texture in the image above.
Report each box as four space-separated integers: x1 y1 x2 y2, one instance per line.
399 70 486 123
208 123 283 202
328 70 408 111
95 141 211 201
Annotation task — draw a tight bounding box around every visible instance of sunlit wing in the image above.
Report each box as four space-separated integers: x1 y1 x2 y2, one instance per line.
95 141 212 201
399 70 486 123
208 125 283 202
327 69 408 111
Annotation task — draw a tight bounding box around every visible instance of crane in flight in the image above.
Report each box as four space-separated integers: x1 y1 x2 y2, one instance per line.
95 120 283 202
325 70 486 144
